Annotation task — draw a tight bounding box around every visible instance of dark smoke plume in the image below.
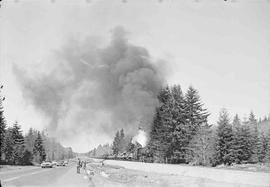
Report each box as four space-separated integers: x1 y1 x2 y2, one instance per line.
13 27 165 139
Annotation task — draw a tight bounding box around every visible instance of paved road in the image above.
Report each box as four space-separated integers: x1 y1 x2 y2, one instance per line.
0 164 93 187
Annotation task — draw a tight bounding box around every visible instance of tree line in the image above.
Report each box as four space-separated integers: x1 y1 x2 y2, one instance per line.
213 110 270 166
88 129 129 158
88 143 112 158
0 85 75 165
148 85 270 166
88 128 135 158
90 84 270 167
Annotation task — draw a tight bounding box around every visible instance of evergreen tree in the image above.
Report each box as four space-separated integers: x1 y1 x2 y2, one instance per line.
66 147 74 159
148 86 173 163
157 86 174 163
188 123 214 166
33 132 46 163
119 128 127 153
127 138 135 152
257 133 268 162
214 109 234 165
159 86 175 163
263 131 270 163
24 128 36 153
14 143 25 165
232 114 241 130
93 148 96 157
249 126 260 163
2 128 15 163
184 86 209 162
170 85 187 163
23 128 37 164
21 149 33 165
248 112 260 163
120 129 124 140
7 121 25 165
184 86 209 143
232 123 253 164
0 85 6 162
248 111 257 126
232 114 242 164
241 125 253 162
148 85 210 163
112 131 120 155
148 108 166 162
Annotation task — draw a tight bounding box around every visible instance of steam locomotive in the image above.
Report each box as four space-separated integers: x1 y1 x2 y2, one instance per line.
108 143 152 162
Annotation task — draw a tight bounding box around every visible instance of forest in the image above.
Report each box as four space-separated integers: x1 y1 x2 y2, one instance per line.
0 85 75 165
2 82 270 167
89 84 270 167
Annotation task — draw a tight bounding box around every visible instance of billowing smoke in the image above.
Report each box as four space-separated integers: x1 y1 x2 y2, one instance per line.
132 128 148 147
13 27 165 141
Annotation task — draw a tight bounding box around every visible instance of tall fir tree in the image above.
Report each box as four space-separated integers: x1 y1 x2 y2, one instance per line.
24 128 36 153
232 120 253 164
2 128 15 163
148 108 166 162
232 114 242 164
148 85 210 163
184 86 209 142
148 86 173 163
232 114 241 130
257 132 268 162
11 121 25 165
170 85 187 163
119 128 127 153
248 112 260 163
263 131 270 163
248 111 257 126
127 138 135 152
33 132 46 163
184 86 209 162
157 86 174 163
214 109 234 165
120 129 124 139
112 131 121 155
240 125 253 162
0 85 6 162
21 149 33 165
188 123 214 166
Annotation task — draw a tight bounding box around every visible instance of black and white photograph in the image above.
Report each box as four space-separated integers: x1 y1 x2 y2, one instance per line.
0 0 270 186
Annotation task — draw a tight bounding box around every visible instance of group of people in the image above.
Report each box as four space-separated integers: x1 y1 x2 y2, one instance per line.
77 159 87 174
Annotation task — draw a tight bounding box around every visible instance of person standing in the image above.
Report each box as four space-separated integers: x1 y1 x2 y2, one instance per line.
77 159 81 174
83 161 86 170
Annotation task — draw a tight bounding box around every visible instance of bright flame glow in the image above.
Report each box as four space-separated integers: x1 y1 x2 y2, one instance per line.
132 129 148 147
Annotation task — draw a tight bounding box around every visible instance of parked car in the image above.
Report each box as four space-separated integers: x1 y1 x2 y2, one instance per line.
52 161 58 166
63 160 68 166
41 161 53 168
57 161 68 166
56 161 64 166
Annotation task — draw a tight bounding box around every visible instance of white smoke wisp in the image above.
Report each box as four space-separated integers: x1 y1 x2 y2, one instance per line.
132 129 148 147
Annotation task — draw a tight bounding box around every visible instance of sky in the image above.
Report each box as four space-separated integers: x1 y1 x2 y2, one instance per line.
1 0 270 152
